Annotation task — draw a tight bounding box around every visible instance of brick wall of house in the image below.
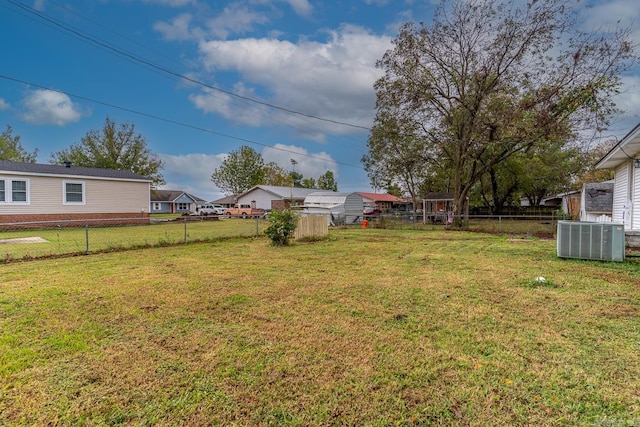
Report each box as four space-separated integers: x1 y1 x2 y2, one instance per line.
271 200 287 211
0 212 150 228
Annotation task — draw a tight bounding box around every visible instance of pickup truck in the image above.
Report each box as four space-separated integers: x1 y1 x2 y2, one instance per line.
224 204 266 219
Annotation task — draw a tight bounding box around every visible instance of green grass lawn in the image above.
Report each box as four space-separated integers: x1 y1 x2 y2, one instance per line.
0 217 267 261
1 228 638 425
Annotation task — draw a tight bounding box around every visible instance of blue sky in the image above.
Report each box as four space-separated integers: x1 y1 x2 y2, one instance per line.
1 0 639 202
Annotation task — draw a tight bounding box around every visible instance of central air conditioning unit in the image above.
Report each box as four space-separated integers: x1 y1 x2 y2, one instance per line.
557 221 625 262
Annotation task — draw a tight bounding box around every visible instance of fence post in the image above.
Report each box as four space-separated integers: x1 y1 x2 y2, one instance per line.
85 221 89 255
256 215 260 236
184 216 188 243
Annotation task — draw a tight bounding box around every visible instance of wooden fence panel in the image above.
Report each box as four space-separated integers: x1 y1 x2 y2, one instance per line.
295 214 328 240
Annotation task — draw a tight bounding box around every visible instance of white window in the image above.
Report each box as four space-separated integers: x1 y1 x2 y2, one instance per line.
152 202 161 211
0 178 29 204
176 203 189 211
63 181 85 205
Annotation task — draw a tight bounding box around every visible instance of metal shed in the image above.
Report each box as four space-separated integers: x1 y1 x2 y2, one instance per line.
301 192 364 225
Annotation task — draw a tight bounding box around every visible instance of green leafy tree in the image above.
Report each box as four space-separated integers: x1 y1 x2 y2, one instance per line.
301 177 317 189
516 143 584 207
289 171 303 188
50 117 164 186
385 182 404 198
263 162 292 186
370 0 635 224
474 156 522 215
317 170 338 191
0 125 38 163
211 145 265 197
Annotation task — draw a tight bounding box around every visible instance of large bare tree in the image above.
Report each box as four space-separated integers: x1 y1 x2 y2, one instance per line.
368 0 635 223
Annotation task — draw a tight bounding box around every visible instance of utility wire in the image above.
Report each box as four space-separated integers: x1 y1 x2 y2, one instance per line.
4 0 374 133
3 0 371 155
0 74 364 169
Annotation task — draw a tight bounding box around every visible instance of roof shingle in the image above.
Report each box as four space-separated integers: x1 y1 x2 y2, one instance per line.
0 160 151 181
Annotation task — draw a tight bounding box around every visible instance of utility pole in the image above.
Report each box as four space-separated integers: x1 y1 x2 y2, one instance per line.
290 158 297 205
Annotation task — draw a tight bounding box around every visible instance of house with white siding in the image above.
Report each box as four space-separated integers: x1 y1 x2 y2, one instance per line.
235 185 335 211
595 123 640 247
0 160 151 224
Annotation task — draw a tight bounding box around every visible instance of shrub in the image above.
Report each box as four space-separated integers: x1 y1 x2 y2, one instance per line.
264 210 298 246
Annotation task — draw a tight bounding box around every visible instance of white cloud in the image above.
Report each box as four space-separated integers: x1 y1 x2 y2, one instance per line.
582 0 639 29
189 81 272 127
262 144 337 180
154 3 270 41
20 89 85 126
284 0 313 17
0 98 9 111
143 0 196 6
615 75 640 116
205 4 269 40
153 13 203 41
580 0 640 51
160 153 225 201
193 25 391 136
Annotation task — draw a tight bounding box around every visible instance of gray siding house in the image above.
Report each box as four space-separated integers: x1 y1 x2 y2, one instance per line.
150 189 204 214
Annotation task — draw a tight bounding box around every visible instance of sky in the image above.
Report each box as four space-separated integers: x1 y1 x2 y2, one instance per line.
1 0 640 202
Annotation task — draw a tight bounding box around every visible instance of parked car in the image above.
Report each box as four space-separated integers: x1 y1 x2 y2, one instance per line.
199 204 225 215
363 206 382 216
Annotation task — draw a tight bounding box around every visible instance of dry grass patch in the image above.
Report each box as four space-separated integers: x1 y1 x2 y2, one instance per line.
1 230 639 425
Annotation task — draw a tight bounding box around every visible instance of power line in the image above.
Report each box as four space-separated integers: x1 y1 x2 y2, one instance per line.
3 0 374 134
0 74 365 170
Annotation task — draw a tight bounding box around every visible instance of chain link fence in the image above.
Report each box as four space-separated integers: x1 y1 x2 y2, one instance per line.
0 215 268 262
1 212 564 262
361 212 562 237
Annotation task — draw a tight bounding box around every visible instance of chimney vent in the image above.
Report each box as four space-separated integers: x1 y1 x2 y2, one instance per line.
64 161 71 168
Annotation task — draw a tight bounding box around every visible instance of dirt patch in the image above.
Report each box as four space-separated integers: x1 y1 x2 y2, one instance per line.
0 237 48 244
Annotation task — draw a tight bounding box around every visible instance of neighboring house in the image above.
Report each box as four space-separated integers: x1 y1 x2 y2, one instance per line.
579 181 614 222
539 190 582 219
210 195 236 209
301 192 364 225
235 185 335 211
0 160 151 224
595 122 640 247
150 189 204 214
357 192 408 212
422 192 460 223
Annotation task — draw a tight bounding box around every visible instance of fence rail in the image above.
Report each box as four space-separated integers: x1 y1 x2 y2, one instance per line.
0 215 267 262
0 213 564 262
